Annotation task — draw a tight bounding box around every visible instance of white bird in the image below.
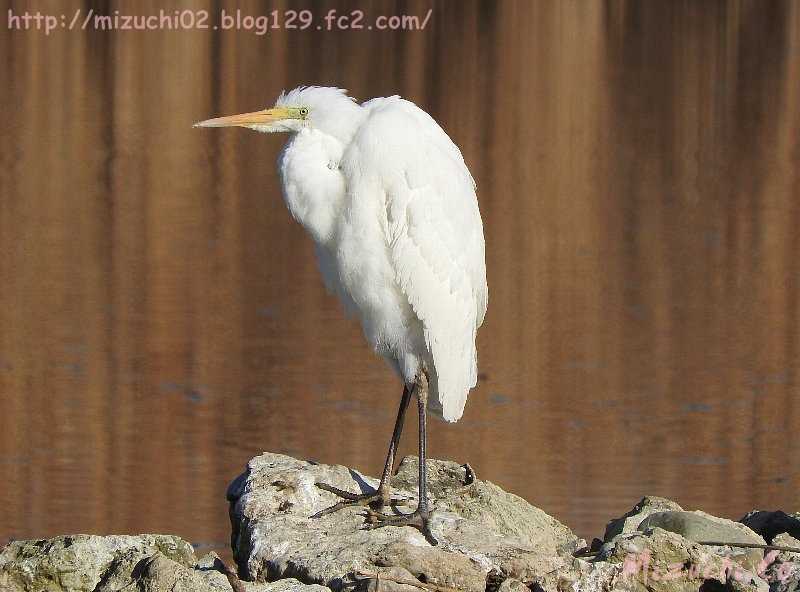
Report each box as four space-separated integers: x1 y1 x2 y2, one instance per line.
196 86 487 539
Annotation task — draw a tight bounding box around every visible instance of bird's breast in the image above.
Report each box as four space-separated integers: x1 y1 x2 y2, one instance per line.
333 195 426 365
279 130 427 384
278 131 346 245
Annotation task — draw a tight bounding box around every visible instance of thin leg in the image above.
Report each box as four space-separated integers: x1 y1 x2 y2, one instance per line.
377 384 414 498
364 371 436 544
416 373 430 516
311 385 413 518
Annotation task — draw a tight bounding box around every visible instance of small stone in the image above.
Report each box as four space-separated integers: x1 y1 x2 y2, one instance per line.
603 496 684 542
772 532 800 552
375 542 486 592
638 510 765 571
353 566 423 592
640 511 763 544
498 578 531 592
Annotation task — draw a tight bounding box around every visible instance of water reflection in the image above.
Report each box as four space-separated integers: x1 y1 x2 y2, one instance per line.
0 1 798 557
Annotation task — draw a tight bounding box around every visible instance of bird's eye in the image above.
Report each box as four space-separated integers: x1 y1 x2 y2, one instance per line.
299 108 309 118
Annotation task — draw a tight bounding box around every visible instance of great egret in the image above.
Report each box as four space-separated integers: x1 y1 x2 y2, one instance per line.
196 87 487 539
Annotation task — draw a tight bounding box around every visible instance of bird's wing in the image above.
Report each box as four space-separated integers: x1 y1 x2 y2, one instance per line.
343 97 487 422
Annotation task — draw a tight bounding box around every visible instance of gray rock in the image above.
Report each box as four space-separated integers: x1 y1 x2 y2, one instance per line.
760 533 800 592
260 579 331 592
0 534 326 592
638 510 766 571
604 497 684 542
351 566 424 592
497 577 531 592
577 498 790 592
226 453 580 591
0 534 195 592
560 556 620 592
126 552 226 592
7 454 794 592
770 533 800 557
111 552 323 592
640 511 764 545
596 527 769 592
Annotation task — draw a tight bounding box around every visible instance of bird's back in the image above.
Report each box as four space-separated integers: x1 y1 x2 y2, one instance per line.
334 96 487 422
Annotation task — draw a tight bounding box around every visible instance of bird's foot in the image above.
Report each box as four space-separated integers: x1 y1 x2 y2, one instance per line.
310 482 405 519
363 507 437 545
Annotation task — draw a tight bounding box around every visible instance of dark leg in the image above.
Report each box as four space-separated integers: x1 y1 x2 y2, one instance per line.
311 385 413 518
378 383 414 499
364 371 436 544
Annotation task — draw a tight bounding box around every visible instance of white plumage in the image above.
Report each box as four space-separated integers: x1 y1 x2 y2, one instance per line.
271 87 487 422
196 86 487 534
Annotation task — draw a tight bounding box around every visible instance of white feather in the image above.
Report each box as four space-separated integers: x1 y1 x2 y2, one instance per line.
273 88 486 422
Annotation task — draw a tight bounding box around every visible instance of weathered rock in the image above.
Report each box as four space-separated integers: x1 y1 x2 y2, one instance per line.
117 552 325 592
497 577 532 592
559 555 620 592
260 579 336 592
759 533 800 592
130 552 227 592
227 453 581 591
0 534 327 592
604 497 684 542
640 511 763 545
7 453 797 592
638 510 766 571
0 534 195 592
595 527 770 592
740 511 800 545
567 498 795 592
769 533 800 557
352 566 425 592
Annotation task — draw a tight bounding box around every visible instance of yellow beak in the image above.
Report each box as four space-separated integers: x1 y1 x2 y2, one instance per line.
193 107 293 128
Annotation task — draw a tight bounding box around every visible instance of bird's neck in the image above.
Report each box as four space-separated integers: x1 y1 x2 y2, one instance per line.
278 129 346 245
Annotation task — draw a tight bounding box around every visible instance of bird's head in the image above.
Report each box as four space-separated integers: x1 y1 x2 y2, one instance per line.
194 86 362 139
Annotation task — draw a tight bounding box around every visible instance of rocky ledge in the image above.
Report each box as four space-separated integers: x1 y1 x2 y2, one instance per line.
0 533 324 592
2 452 799 592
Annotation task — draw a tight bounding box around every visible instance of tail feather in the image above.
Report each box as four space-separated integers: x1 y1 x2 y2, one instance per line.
428 332 478 423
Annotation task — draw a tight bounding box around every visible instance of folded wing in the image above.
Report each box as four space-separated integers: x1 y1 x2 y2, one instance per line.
343 97 487 422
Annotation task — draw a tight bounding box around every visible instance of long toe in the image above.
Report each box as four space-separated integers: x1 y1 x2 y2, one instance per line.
314 482 369 502
311 482 402 519
363 508 437 545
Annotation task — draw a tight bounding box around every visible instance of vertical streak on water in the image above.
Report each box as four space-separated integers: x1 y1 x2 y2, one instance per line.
0 1 798 549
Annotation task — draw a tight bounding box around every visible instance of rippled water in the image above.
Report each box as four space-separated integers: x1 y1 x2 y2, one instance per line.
1 1 798 555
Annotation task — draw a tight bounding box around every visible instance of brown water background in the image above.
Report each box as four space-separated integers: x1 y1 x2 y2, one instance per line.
1 0 799 553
